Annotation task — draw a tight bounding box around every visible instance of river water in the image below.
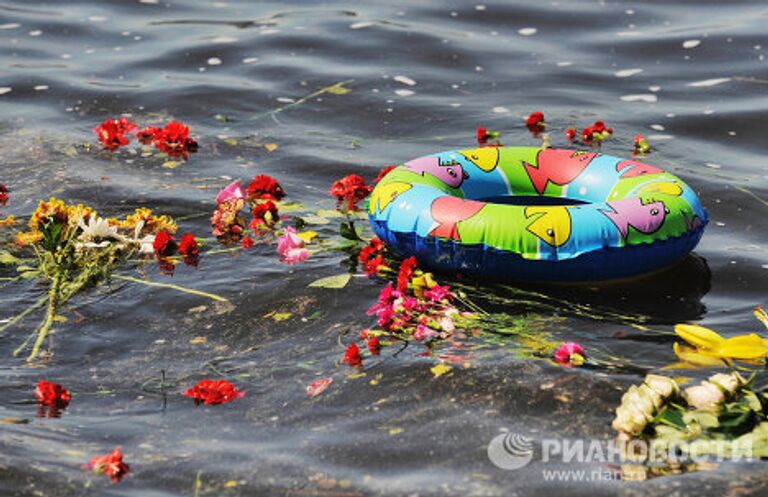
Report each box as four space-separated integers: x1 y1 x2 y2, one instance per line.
1 1 767 496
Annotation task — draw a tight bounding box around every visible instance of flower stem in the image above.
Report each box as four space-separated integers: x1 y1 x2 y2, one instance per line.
0 295 48 334
26 273 62 361
113 274 229 302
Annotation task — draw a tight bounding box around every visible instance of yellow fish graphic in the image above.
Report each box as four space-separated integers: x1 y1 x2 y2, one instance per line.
459 147 499 172
369 182 412 215
524 206 572 247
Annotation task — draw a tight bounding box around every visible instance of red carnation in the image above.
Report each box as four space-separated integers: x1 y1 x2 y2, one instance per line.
152 230 175 256
476 126 500 144
375 165 397 183
153 120 198 159
34 379 71 417
86 447 129 483
565 128 577 141
250 200 279 230
330 174 372 212
633 133 650 154
581 120 613 143
241 236 254 249
396 256 418 293
177 233 198 256
367 336 381 356
343 342 363 368
525 111 546 134
0 183 8 206
247 174 286 202
359 237 386 276
184 379 244 405
136 126 162 144
93 118 136 150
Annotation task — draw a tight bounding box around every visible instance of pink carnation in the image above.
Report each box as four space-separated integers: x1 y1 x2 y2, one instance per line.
554 342 585 366
277 226 309 265
216 180 245 204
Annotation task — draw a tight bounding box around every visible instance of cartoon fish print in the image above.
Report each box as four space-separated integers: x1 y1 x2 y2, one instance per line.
368 182 413 215
523 149 596 195
458 147 500 172
403 156 468 188
524 206 572 247
616 159 663 178
428 196 485 241
600 197 668 240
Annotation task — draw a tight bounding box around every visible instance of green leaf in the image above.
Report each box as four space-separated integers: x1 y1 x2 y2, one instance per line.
339 221 362 241
0 250 20 265
656 407 686 430
308 273 352 289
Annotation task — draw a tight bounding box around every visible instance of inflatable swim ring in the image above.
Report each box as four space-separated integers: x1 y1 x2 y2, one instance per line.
368 147 708 282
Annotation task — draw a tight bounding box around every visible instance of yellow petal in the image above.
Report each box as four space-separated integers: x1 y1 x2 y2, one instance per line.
674 324 725 350
297 231 318 243
716 334 768 360
673 342 727 366
430 363 453 378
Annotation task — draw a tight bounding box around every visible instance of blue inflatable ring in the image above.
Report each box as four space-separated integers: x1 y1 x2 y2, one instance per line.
368 146 708 282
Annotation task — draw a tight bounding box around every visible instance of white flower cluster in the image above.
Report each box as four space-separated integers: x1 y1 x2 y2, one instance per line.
612 374 679 435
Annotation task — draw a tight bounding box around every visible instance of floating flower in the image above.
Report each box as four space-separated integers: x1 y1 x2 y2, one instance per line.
476 126 500 143
152 230 175 256
153 120 198 158
525 111 546 134
330 174 372 212
241 236 254 249
307 378 333 397
554 341 585 366
184 379 244 405
119 207 177 235
424 284 452 303
367 336 381 355
612 374 679 435
86 447 130 483
277 226 309 265
359 237 386 276
77 216 120 245
211 200 245 239
93 117 136 150
396 256 418 293
343 342 363 367
0 215 15 228
375 165 397 183
250 200 279 229
216 180 245 204
34 379 71 406
136 125 162 144
247 175 286 202
633 133 650 154
682 372 745 411
177 233 198 257
565 127 577 141
0 183 8 206
581 120 613 143
673 323 768 364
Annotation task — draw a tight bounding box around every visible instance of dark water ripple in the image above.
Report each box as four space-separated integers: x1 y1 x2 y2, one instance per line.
1 1 768 496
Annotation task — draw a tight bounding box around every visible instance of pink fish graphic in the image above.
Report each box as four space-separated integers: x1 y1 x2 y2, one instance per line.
403 156 468 188
616 159 663 178
601 197 667 240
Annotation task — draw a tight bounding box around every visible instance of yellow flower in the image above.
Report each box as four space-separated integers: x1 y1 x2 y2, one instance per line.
0 215 16 228
673 322 768 365
29 197 67 230
66 204 97 228
15 230 43 246
411 272 437 298
119 207 177 234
